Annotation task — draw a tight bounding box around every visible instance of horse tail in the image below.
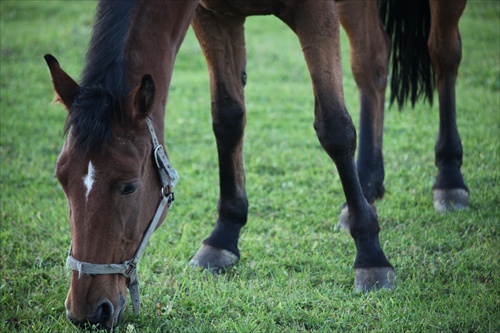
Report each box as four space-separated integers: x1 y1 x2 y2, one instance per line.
379 0 435 109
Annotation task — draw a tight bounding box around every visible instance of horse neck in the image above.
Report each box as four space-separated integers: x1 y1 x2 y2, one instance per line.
124 1 197 137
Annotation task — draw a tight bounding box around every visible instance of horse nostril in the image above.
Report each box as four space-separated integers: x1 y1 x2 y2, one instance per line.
95 299 114 326
66 300 115 331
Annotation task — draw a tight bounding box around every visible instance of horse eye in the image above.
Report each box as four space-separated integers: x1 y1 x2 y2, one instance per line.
120 183 138 195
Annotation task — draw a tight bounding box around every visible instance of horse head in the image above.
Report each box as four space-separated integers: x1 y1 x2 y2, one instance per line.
45 54 176 330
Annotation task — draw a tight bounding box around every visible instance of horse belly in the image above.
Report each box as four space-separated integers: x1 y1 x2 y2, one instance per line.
200 0 287 16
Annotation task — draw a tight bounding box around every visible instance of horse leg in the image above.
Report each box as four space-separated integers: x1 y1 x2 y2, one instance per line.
189 5 248 271
277 0 394 290
428 0 469 212
336 1 391 229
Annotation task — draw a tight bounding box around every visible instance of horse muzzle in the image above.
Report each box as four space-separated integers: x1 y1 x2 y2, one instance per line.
65 275 126 331
66 295 126 331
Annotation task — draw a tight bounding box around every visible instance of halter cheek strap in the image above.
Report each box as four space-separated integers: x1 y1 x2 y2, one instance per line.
65 117 178 315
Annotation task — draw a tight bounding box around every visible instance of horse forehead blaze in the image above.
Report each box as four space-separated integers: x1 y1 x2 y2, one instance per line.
83 161 96 202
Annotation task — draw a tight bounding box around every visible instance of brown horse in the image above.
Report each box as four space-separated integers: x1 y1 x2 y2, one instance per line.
45 0 467 330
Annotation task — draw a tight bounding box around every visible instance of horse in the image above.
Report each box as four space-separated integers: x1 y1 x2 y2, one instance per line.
45 0 467 330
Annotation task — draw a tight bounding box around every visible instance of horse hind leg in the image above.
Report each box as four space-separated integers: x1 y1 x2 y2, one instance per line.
428 0 469 212
277 0 394 290
189 6 248 271
337 1 391 230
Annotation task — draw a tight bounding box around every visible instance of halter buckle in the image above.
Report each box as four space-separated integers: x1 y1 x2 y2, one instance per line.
160 187 175 207
123 260 138 279
153 145 163 169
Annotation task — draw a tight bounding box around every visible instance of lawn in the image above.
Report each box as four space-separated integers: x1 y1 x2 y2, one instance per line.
1 1 499 332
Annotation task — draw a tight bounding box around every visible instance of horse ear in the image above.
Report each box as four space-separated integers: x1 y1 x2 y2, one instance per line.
133 74 156 117
44 54 79 110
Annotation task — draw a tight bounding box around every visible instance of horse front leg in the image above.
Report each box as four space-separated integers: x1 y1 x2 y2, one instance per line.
428 0 469 212
337 0 391 229
189 5 248 271
278 0 394 290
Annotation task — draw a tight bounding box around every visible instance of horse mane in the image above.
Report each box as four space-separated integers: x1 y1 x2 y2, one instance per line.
379 0 435 109
66 0 137 154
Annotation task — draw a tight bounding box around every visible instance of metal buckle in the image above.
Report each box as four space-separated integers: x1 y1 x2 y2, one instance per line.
153 145 163 169
123 261 137 279
160 187 175 206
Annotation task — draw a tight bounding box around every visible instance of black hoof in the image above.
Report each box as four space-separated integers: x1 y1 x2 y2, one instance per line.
189 244 239 273
355 267 395 291
433 188 469 213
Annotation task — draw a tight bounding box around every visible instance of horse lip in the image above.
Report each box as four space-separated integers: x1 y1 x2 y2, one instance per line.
65 293 126 330
66 311 113 331
66 313 111 331
115 293 126 324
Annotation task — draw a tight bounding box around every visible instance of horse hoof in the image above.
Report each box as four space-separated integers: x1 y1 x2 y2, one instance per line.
337 206 350 231
355 267 395 291
433 189 469 213
189 244 239 273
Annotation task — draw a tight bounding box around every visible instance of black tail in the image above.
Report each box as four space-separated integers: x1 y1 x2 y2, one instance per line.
379 0 434 109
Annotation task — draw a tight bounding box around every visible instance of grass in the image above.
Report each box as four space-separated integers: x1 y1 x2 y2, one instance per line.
1 1 499 332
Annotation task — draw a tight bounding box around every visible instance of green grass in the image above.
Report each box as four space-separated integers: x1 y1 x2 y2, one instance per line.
1 1 499 332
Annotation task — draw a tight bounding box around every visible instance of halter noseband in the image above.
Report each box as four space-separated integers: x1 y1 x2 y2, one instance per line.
66 117 179 315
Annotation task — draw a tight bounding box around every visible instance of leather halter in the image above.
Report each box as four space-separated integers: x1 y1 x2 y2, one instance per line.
66 117 179 315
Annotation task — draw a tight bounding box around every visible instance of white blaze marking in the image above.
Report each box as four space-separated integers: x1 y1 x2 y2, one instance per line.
83 161 96 202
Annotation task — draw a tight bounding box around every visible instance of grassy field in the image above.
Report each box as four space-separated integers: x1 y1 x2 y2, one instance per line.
1 1 499 332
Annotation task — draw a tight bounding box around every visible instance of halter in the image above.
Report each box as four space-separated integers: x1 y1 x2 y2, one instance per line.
66 117 179 315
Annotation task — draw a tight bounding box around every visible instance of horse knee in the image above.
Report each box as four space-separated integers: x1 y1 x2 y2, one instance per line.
212 97 246 144
314 107 357 162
